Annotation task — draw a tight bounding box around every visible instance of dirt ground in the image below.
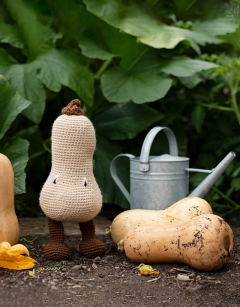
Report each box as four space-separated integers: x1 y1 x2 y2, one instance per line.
1 215 240 307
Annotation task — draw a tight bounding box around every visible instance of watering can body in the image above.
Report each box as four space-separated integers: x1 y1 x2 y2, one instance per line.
110 127 235 210
129 154 189 210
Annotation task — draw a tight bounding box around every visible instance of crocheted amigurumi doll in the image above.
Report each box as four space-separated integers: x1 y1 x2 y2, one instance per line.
39 99 105 260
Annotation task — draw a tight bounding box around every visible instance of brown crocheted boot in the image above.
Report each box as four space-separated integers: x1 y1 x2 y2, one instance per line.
79 220 105 258
44 218 71 260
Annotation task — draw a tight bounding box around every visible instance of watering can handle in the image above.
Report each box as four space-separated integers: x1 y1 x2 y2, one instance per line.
110 154 135 204
139 126 178 172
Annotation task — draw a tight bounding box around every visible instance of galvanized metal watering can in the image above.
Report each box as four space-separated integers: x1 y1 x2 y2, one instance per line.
110 127 236 210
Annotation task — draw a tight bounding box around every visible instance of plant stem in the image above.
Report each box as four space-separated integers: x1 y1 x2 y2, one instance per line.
220 206 240 217
213 187 239 208
199 103 234 112
212 187 240 217
96 58 113 78
230 84 240 124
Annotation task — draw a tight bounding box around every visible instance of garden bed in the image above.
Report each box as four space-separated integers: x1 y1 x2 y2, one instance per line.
1 215 240 307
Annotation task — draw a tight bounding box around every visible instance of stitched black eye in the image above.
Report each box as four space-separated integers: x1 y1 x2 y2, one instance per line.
83 177 87 187
53 175 59 184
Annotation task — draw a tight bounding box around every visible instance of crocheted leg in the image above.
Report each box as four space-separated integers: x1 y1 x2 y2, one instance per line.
79 220 105 258
44 218 71 260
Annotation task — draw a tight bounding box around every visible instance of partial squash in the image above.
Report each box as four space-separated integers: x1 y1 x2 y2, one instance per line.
121 214 234 271
111 197 212 244
0 154 19 245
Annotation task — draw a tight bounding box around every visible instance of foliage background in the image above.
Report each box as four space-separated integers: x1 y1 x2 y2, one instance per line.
0 0 240 218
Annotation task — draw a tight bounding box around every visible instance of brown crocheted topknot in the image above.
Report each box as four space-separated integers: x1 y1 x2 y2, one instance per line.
61 99 84 116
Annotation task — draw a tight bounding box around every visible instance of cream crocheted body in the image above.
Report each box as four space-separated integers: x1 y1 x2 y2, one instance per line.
39 115 102 223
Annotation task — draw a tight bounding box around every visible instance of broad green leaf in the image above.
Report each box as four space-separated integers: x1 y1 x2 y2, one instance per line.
83 0 188 49
94 136 130 209
2 63 46 124
4 0 61 60
0 137 29 194
49 0 147 64
0 75 31 139
159 56 218 77
48 0 117 60
0 21 24 48
93 102 164 140
84 0 237 52
190 17 238 46
35 49 94 106
131 53 218 77
78 37 118 60
101 67 172 103
191 106 205 132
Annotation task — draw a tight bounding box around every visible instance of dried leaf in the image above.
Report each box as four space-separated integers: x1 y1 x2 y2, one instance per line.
0 241 37 270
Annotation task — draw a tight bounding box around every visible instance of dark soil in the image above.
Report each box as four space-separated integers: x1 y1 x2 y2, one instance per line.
1 218 240 307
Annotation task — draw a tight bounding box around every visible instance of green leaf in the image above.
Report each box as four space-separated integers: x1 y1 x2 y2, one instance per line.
0 137 29 194
49 0 118 60
83 0 237 52
83 0 186 49
1 63 46 124
0 48 17 69
191 106 205 132
101 66 172 103
0 75 31 139
35 49 94 106
43 139 51 153
190 17 238 46
49 0 147 65
15 125 46 159
159 56 218 77
93 102 164 140
78 37 118 60
94 136 130 209
0 20 24 48
4 0 61 60
230 178 240 191
178 74 202 88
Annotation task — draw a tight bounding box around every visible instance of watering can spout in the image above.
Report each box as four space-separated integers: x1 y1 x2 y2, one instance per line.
189 152 236 198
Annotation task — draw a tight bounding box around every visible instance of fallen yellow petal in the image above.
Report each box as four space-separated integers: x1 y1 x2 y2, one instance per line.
7 244 30 257
0 242 11 251
0 241 37 270
137 263 160 276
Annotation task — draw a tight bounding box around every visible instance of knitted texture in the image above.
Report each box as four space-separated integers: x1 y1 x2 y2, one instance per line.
39 101 102 223
79 220 105 258
61 99 84 116
44 218 71 260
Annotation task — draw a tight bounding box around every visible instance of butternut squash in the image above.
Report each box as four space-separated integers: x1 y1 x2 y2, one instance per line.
121 214 234 271
110 197 212 244
0 154 19 245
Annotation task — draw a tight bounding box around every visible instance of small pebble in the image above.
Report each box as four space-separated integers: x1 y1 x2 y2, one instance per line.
177 274 191 281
